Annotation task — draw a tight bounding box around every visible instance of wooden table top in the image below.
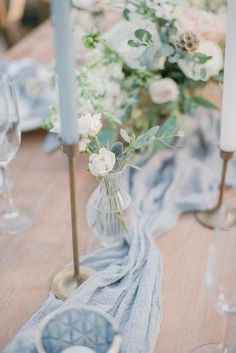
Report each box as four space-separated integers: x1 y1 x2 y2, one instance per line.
0 20 233 353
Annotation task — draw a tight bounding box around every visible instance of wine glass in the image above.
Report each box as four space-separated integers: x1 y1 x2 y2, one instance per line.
191 200 236 353
0 167 13 194
0 73 33 235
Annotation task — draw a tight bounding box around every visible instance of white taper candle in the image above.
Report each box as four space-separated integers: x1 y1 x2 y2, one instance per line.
220 0 236 152
50 0 78 145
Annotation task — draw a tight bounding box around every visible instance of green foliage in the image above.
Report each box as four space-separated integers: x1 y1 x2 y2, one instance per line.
139 47 157 69
82 31 101 49
135 126 160 149
214 70 224 83
43 106 58 130
191 96 219 110
135 29 152 43
192 53 212 64
45 0 224 159
153 115 177 150
128 28 153 48
120 128 131 143
97 128 117 146
123 8 130 20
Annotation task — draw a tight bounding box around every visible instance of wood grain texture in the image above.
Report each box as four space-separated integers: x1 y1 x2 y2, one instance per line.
0 20 233 353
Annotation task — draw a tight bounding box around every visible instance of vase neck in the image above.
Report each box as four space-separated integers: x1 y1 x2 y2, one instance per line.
100 171 123 194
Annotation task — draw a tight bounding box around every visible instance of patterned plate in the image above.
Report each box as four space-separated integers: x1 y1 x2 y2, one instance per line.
35 305 121 353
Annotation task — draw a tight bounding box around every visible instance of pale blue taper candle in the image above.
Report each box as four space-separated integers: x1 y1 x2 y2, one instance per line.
50 0 78 145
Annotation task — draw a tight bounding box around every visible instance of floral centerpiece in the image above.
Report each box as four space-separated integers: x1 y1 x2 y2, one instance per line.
47 0 226 152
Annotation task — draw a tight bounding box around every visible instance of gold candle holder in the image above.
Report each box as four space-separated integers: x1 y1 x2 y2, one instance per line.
195 149 234 229
51 144 93 301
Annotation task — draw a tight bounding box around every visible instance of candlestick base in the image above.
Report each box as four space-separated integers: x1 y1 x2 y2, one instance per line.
195 149 234 230
51 265 95 301
195 208 221 230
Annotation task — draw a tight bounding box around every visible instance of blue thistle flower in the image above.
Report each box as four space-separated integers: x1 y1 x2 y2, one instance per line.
111 142 124 158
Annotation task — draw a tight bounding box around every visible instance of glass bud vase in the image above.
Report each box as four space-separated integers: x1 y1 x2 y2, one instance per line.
87 170 134 246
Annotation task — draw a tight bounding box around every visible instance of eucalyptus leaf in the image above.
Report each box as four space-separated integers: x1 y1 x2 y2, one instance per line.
168 55 178 64
123 8 130 20
200 67 207 80
128 39 142 48
97 129 117 146
191 96 219 110
120 128 131 143
135 125 159 149
193 53 212 64
154 115 177 150
135 29 152 43
156 116 176 138
161 44 175 57
139 47 156 70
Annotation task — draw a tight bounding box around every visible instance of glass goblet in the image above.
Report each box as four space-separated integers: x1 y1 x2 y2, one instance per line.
0 74 33 235
191 200 236 353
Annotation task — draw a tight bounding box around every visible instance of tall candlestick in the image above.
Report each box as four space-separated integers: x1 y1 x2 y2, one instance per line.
196 2 236 229
50 0 93 301
50 0 78 145
219 0 236 152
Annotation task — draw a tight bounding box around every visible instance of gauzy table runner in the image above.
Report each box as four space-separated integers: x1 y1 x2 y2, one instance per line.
4 109 236 353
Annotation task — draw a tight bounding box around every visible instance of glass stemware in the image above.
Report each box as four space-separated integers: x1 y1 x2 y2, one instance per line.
191 200 236 353
0 167 13 194
0 74 33 235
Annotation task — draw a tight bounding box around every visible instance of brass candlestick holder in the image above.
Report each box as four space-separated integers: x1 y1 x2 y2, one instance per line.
195 150 234 229
51 144 93 301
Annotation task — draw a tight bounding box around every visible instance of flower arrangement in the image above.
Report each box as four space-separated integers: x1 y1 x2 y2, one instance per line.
47 0 226 153
51 112 181 175
51 111 182 244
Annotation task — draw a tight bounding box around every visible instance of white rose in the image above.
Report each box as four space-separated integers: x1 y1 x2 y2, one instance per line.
71 0 102 12
89 148 116 177
178 41 223 81
104 20 164 71
149 78 179 104
72 0 119 12
79 137 90 152
78 112 102 138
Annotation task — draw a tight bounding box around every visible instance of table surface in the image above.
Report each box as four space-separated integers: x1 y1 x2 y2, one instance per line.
0 20 233 353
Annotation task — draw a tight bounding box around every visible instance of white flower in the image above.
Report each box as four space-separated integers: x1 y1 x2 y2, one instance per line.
149 78 179 104
78 112 102 138
178 41 223 81
144 0 189 19
104 20 164 71
79 137 90 152
85 62 126 114
72 0 120 12
71 0 102 12
146 1 177 20
177 129 185 137
89 148 116 177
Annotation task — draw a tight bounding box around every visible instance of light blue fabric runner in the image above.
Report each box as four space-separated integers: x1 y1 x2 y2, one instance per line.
4 109 236 353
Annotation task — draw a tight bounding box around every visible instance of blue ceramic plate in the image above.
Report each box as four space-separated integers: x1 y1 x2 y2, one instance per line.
35 305 121 353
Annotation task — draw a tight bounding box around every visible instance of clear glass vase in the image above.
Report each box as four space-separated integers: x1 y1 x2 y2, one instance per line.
87 169 135 246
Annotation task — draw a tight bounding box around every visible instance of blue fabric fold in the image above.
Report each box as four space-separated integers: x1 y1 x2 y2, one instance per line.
4 109 236 353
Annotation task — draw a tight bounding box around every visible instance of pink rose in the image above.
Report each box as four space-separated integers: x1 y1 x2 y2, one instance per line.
149 78 179 104
176 8 226 45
